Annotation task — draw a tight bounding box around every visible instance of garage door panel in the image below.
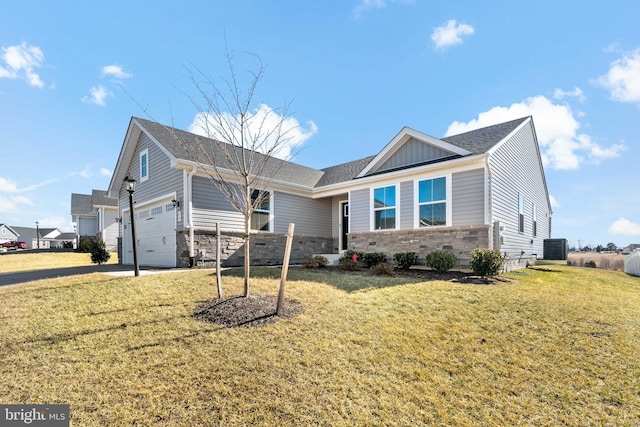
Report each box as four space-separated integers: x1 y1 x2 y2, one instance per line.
122 199 176 267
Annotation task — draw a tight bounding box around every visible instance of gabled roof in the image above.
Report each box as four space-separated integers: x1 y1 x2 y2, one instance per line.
71 193 94 216
91 190 118 208
0 224 19 237
441 117 530 154
109 115 537 193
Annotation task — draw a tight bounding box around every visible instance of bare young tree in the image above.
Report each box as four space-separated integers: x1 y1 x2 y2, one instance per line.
166 48 301 297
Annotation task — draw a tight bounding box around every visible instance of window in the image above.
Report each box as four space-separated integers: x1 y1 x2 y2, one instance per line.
518 193 525 233
250 189 272 232
373 185 396 230
418 177 446 227
140 149 149 182
532 203 537 237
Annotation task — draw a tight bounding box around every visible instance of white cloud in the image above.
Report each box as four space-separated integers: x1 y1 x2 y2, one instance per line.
608 217 640 236
549 195 560 208
595 48 640 103
0 194 33 213
431 20 474 51
188 104 318 160
0 42 45 87
553 87 585 102
101 65 132 79
445 95 626 170
352 0 412 18
38 216 72 230
99 168 112 177
81 85 113 106
0 177 18 193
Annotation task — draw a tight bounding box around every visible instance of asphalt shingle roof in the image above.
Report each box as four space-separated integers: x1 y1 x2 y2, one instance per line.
440 117 529 154
91 190 118 207
71 193 94 215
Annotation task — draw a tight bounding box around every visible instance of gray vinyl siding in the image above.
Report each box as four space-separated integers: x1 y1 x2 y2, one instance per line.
118 133 184 226
191 176 244 231
274 192 332 236
452 169 485 227
375 138 453 172
488 121 550 257
399 180 414 229
349 188 370 233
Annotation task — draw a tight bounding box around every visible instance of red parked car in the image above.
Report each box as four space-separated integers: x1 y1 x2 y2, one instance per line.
1 241 28 249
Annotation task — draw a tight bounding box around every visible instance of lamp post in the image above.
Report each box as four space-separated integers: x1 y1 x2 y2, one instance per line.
35 221 40 249
124 176 140 277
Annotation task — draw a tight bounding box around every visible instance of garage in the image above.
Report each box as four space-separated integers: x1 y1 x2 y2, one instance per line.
122 199 177 267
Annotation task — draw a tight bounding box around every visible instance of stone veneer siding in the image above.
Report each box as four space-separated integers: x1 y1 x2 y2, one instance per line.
348 226 491 268
177 229 335 268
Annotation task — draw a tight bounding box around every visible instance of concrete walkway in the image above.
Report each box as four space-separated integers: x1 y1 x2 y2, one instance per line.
0 264 196 287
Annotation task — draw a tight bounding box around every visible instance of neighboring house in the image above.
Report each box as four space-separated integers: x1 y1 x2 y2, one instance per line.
622 244 640 255
0 224 20 243
107 116 552 269
10 226 68 249
71 190 119 251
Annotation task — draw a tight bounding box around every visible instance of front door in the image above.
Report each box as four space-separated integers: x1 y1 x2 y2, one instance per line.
340 201 349 251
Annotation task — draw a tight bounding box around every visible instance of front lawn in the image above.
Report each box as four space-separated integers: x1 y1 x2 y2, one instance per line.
1 255 638 425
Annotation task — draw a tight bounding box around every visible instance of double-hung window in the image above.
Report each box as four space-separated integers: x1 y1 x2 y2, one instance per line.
373 185 396 230
250 189 272 232
532 203 537 237
140 149 149 182
418 177 446 227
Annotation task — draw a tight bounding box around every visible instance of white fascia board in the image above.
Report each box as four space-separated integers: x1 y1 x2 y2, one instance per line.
314 154 486 198
357 127 472 178
486 117 532 156
133 118 179 166
107 119 140 197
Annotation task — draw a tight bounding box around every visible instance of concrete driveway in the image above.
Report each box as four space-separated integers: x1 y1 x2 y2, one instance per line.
0 264 190 287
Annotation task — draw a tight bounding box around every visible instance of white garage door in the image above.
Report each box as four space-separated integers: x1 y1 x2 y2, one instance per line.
122 199 177 267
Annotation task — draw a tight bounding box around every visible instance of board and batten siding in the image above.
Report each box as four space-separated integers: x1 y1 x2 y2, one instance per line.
118 132 184 225
399 180 414 229
274 192 332 236
191 176 244 232
375 138 453 172
451 168 485 227
349 188 370 233
488 120 550 257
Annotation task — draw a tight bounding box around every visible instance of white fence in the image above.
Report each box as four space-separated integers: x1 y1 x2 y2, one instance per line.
624 250 640 277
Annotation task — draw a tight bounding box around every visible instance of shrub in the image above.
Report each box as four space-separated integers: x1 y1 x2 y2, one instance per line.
470 248 506 277
393 252 419 270
425 250 457 274
339 250 364 264
78 236 94 253
89 239 111 265
584 260 597 268
302 255 329 269
62 241 74 249
362 252 387 268
370 262 394 275
338 258 359 271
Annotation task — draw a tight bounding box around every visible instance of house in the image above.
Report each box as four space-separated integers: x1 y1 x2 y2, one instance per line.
622 244 640 255
71 190 119 251
0 224 20 244
107 116 552 269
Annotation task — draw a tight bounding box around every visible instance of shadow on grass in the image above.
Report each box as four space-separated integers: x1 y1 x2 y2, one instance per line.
221 266 429 293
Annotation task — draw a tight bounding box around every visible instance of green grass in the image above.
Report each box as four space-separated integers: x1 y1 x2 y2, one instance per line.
1 254 639 426
0 251 118 273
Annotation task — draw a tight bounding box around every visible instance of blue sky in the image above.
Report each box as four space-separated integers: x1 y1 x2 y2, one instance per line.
1 0 639 249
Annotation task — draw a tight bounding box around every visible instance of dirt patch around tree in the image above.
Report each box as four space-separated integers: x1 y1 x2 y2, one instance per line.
193 294 302 328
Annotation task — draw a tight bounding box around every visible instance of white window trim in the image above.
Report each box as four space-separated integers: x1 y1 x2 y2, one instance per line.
250 189 274 233
140 149 149 182
413 174 452 229
370 184 399 231
518 193 525 234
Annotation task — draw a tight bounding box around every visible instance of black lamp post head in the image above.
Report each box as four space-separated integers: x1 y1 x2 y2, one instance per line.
124 176 136 193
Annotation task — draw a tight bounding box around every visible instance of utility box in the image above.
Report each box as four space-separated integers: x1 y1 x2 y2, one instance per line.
544 238 568 260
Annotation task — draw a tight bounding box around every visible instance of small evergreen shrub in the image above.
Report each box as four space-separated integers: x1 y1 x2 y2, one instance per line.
338 258 359 271
393 252 419 270
362 252 387 268
584 260 597 268
469 248 506 277
78 236 94 253
339 250 364 264
425 250 457 274
370 262 394 275
89 239 111 265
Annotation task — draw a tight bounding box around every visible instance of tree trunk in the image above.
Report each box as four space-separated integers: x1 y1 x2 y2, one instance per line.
243 215 250 297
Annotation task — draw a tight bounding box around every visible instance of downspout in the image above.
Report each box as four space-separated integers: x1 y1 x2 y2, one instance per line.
484 156 494 249
187 165 198 266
